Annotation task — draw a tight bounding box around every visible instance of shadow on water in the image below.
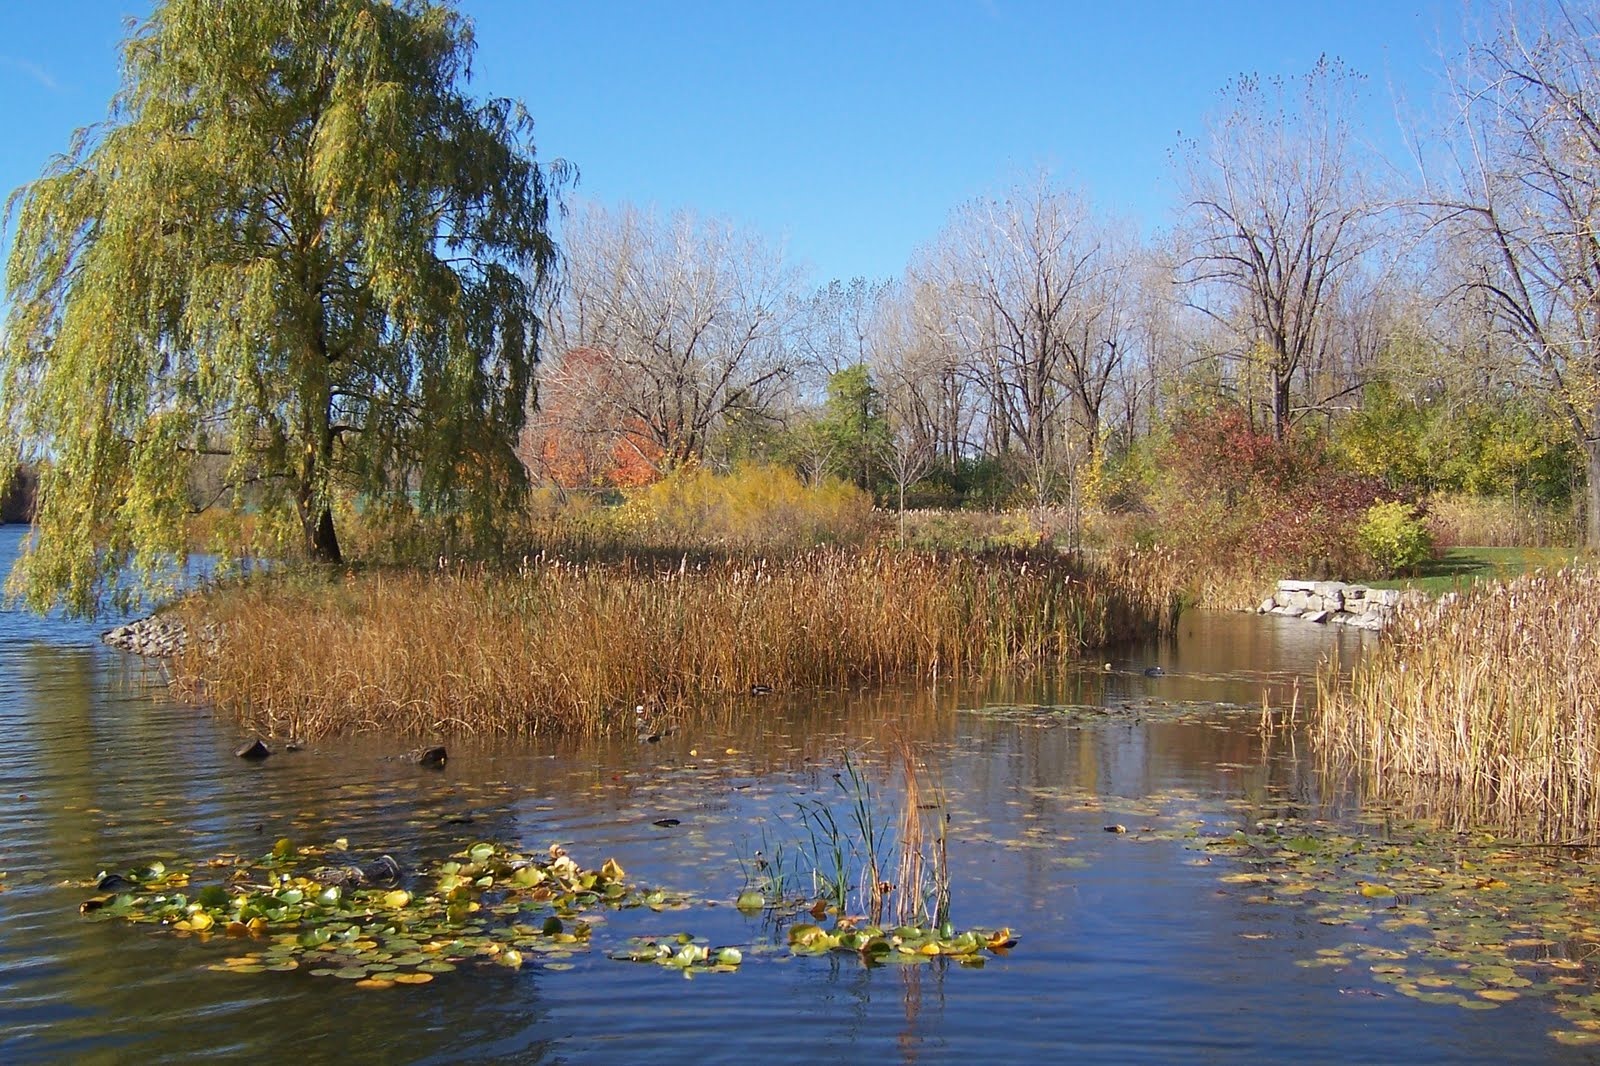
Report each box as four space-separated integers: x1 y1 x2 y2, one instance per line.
1 523 1596 1064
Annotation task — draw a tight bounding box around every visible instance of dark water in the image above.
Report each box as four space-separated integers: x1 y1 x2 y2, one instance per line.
0 523 1591 1064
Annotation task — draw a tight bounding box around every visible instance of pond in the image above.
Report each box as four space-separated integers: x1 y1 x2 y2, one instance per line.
1 522 1596 1064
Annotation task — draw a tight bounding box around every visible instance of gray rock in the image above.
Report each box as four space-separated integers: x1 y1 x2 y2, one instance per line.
1259 597 1277 614
1312 582 1345 611
102 615 191 658
1277 579 1317 594
1302 610 1330 623
1278 590 1311 612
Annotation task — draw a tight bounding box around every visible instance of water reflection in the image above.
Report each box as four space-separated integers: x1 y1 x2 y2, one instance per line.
0 524 1587 1063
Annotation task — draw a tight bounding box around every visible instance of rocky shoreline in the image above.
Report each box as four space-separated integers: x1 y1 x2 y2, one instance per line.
101 615 202 657
1256 579 1426 631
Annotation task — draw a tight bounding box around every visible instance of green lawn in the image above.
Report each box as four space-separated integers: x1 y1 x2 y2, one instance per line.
1367 546 1592 595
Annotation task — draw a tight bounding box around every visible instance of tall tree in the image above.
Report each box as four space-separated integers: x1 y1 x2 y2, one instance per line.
1436 2 1600 546
544 202 798 468
2 0 559 612
818 363 890 491
921 173 1112 499
1179 56 1377 438
870 279 974 477
799 276 891 378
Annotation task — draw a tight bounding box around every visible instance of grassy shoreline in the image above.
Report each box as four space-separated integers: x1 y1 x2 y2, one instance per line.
1365 546 1589 597
173 546 1182 740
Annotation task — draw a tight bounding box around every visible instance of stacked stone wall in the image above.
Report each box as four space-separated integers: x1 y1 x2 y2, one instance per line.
1257 580 1425 630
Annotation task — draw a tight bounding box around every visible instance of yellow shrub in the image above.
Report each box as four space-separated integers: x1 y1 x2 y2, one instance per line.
620 462 874 550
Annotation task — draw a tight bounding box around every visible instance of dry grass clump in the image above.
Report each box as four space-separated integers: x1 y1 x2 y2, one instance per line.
174 546 1181 740
1313 567 1600 840
1425 493 1575 549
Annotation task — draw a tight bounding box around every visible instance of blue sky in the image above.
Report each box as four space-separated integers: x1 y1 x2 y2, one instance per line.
2 1 1460 286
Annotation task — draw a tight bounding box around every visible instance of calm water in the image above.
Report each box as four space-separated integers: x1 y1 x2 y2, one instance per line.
0 523 1592 1064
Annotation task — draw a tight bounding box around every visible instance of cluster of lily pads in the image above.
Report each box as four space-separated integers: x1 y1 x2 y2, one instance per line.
79 836 1020 983
78 838 684 987
1078 786 1600 1049
612 933 745 974
787 920 1016 966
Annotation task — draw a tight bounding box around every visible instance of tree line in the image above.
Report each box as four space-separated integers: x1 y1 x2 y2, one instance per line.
530 8 1600 546
3 0 1599 615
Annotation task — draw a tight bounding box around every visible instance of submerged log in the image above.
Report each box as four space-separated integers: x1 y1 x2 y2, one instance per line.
411 745 447 768
319 854 403 888
235 739 272 760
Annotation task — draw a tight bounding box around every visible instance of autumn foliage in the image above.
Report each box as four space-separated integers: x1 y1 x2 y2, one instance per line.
521 346 666 488
1146 407 1387 578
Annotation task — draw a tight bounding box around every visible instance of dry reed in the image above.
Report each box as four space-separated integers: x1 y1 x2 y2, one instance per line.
888 734 950 929
1312 567 1600 840
173 546 1182 739
1425 493 1576 549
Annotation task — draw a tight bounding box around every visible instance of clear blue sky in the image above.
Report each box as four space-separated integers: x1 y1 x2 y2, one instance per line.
2 1 1460 286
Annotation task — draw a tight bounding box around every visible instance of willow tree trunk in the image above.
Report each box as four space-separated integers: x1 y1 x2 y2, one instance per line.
297 363 343 565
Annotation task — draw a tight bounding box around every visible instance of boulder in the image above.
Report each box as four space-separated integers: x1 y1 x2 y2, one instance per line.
1312 582 1346 611
1278 590 1311 612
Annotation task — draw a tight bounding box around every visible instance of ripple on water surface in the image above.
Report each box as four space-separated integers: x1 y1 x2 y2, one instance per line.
0 526 1592 1064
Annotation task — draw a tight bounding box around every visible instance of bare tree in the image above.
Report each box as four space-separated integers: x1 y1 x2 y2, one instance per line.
542 202 801 468
882 411 935 545
798 277 892 380
918 173 1118 500
1434 3 1600 545
869 279 976 477
1059 220 1139 460
1179 56 1379 438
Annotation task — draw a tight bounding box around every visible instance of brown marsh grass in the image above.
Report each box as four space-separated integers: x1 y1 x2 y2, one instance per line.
1313 567 1600 840
888 734 950 929
1425 493 1576 549
174 546 1182 740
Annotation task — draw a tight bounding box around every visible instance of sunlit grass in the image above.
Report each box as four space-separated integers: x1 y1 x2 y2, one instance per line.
174 546 1182 739
1364 546 1589 596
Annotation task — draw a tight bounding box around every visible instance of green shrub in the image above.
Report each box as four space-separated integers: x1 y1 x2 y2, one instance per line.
1357 501 1433 576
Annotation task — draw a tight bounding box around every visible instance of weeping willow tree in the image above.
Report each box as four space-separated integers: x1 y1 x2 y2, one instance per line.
1 0 560 614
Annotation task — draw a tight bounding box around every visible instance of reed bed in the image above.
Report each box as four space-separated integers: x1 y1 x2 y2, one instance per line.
1312 567 1600 840
173 546 1182 739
